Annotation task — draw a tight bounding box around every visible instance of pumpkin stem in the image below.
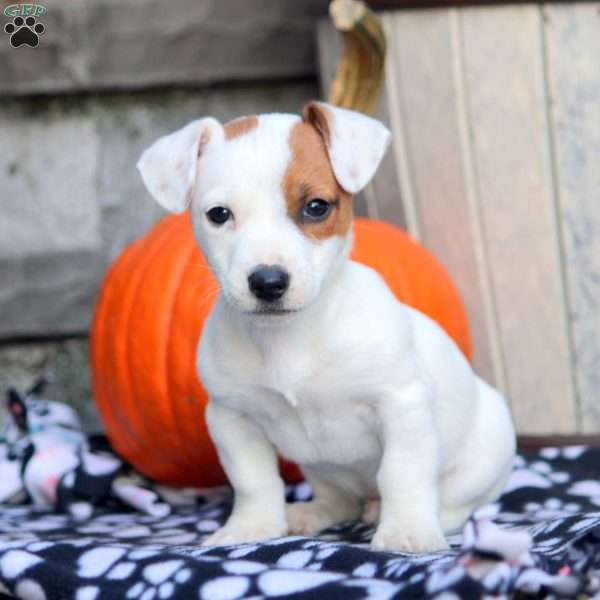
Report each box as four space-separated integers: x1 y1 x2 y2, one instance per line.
328 0 386 115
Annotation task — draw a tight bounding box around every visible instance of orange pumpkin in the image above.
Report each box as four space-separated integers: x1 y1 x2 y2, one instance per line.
90 214 471 487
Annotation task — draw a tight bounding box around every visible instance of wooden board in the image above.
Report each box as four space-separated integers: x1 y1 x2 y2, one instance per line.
543 3 600 432
459 5 576 432
381 9 502 387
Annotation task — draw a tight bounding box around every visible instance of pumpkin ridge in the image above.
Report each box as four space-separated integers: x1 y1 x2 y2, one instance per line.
91 263 119 441
91 240 145 451
130 215 200 477
162 230 204 477
121 216 186 478
106 234 162 467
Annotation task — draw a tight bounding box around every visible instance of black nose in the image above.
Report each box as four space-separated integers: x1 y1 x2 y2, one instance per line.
248 265 290 302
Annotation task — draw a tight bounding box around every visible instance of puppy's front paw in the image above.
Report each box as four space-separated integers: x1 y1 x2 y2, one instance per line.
202 520 287 547
286 501 336 535
370 523 449 553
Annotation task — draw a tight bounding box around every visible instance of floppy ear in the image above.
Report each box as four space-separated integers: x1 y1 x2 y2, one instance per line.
137 118 223 213
302 102 391 194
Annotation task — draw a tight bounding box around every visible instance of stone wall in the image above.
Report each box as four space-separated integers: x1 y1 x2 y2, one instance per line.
0 0 328 97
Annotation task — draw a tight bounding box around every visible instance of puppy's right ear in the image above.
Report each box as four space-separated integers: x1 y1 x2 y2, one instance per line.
137 118 223 214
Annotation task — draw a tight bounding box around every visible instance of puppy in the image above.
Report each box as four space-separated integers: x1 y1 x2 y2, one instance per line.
137 102 516 552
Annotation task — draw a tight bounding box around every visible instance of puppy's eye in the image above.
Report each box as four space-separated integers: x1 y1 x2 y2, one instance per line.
206 206 232 225
303 198 331 221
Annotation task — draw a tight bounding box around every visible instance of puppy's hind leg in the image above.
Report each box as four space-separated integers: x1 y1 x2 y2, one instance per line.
286 470 362 535
439 379 515 535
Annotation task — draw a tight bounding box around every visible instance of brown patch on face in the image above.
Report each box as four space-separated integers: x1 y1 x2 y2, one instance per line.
282 120 353 241
223 115 258 141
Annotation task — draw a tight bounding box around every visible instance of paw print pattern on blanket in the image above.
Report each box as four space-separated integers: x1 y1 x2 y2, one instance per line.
503 453 571 495
523 498 583 520
1 446 600 598
126 561 193 599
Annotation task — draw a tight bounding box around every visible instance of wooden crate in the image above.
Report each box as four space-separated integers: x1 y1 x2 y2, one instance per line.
319 3 600 434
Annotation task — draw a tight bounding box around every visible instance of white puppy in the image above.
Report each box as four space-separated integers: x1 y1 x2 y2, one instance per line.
137 102 516 552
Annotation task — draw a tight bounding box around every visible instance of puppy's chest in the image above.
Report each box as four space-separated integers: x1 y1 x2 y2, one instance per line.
230 352 381 465
258 395 379 466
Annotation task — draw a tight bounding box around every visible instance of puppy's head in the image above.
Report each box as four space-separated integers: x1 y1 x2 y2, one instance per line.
137 102 390 319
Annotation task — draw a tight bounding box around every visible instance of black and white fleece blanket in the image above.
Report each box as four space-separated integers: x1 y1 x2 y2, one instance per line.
4 447 600 598
2 385 600 599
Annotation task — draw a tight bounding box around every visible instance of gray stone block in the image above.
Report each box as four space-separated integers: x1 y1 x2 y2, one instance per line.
0 251 102 337
0 0 329 97
0 105 101 259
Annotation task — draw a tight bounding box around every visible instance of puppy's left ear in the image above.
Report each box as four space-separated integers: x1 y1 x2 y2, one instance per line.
302 102 391 194
137 118 223 213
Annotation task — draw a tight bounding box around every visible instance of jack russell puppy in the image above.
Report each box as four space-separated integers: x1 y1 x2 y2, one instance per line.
137 102 516 553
